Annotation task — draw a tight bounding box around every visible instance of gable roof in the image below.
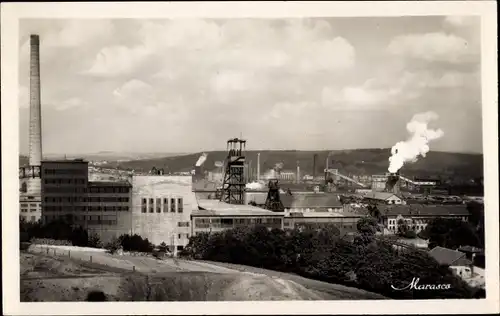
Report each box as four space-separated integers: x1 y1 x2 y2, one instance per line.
363 191 401 201
428 246 472 266
281 193 343 209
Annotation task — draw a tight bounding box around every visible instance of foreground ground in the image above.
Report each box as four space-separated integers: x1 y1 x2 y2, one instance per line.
20 245 386 301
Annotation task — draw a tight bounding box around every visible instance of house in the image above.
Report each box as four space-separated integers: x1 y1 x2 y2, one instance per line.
362 191 404 205
429 246 473 279
378 204 470 234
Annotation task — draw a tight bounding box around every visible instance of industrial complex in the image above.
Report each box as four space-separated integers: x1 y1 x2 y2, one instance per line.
19 34 480 256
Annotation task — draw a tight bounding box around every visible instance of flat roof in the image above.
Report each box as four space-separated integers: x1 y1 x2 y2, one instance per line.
41 159 88 163
193 199 283 217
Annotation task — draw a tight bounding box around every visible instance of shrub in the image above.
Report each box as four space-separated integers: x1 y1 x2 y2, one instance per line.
105 237 121 254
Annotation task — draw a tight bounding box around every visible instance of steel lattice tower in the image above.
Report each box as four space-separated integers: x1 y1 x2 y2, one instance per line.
264 179 284 212
220 138 246 204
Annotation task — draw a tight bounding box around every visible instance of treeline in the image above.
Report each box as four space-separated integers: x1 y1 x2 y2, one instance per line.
180 220 482 299
19 218 102 248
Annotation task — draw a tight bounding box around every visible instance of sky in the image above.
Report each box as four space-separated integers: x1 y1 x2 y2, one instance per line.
18 16 482 155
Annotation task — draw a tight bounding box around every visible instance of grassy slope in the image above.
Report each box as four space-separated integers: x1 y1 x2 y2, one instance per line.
20 252 386 301
98 149 483 179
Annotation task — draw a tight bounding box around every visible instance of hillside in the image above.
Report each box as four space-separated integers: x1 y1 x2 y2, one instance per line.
100 149 483 179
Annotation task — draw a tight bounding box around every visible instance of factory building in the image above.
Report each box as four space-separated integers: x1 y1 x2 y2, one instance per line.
41 159 89 223
191 199 284 235
85 181 133 242
130 175 195 255
283 211 365 232
379 204 470 234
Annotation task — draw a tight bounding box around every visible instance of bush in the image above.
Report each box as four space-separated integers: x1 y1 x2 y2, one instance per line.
88 233 103 248
105 237 121 254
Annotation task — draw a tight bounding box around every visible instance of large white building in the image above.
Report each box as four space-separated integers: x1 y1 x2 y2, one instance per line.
130 175 196 255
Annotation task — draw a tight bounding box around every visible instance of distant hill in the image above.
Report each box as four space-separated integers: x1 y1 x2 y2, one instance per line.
100 149 483 180
19 152 187 166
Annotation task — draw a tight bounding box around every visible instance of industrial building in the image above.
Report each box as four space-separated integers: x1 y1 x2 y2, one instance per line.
379 204 470 234
130 175 195 255
191 200 284 235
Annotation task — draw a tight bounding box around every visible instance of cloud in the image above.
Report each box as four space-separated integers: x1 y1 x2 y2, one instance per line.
55 97 88 111
443 16 479 29
387 32 475 63
85 45 150 77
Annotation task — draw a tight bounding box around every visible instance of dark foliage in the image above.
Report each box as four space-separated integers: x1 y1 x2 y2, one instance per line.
181 225 477 299
19 217 99 248
118 234 154 253
420 218 481 250
86 290 107 301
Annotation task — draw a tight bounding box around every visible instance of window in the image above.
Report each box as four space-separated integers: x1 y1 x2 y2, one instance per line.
170 198 176 212
163 198 169 212
178 234 182 239
178 221 190 227
156 198 161 213
31 216 36 222
178 198 183 213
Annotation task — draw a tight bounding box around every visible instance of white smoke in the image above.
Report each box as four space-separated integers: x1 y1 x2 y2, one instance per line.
246 181 266 190
388 111 444 173
195 153 208 167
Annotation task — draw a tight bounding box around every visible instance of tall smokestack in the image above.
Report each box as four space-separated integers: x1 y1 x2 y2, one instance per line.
29 34 42 166
257 153 260 181
27 34 43 196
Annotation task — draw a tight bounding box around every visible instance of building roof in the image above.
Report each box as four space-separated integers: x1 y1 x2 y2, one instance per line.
378 204 470 217
281 193 343 209
428 246 472 266
363 191 401 201
458 245 484 253
88 181 132 187
194 199 284 217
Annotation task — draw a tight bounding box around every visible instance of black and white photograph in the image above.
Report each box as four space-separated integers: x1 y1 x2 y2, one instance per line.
2 1 498 315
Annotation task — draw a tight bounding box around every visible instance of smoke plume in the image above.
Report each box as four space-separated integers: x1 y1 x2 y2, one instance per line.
195 153 208 167
263 162 284 180
246 181 266 190
388 111 444 173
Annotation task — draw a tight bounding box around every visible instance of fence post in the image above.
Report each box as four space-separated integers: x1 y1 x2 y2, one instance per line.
133 266 135 272
68 250 71 258
47 248 49 254
90 255 92 263
54 249 56 256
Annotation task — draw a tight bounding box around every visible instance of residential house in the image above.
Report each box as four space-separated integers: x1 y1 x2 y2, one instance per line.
428 246 473 279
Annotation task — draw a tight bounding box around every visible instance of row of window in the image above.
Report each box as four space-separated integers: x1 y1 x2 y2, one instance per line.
195 218 282 225
20 208 38 213
87 187 130 194
44 197 129 203
43 206 129 212
178 221 190 227
44 169 87 175
43 187 86 193
141 197 184 213
44 179 86 185
20 203 40 208
21 215 37 222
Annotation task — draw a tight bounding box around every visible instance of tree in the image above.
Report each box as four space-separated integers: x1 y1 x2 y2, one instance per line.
356 217 378 236
105 237 121 254
422 218 480 249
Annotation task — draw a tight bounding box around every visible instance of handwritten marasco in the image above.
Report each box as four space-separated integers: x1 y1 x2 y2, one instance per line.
391 278 452 291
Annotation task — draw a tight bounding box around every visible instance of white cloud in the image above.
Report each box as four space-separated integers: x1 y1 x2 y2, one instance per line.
55 97 87 111
387 32 475 63
443 16 478 28
85 45 151 77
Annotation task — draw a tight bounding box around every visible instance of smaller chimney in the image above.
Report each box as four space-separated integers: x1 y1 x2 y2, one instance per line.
257 153 261 181
313 154 317 180
296 161 300 184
